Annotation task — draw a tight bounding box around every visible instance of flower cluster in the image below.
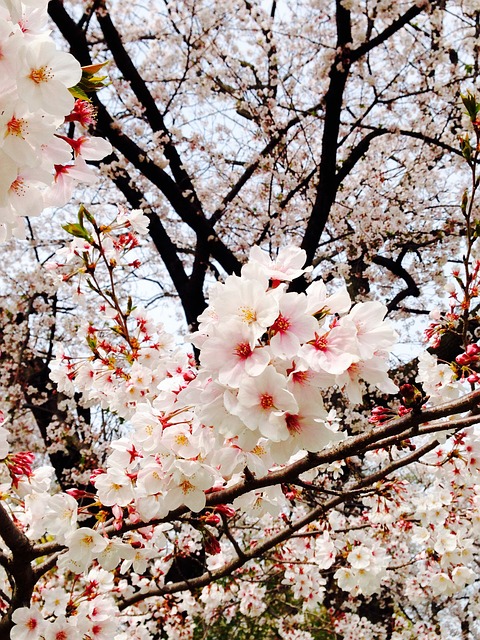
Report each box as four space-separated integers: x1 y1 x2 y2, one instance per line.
0 0 111 240
48 215 399 529
192 245 398 458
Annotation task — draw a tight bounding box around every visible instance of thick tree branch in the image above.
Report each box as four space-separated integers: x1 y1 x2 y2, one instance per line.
94 2 203 211
301 2 438 265
0 503 36 634
300 0 352 264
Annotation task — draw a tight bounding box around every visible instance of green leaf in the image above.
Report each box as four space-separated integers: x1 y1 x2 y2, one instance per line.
68 84 90 101
62 223 94 243
78 204 95 226
473 219 480 240
459 135 473 161
81 61 109 75
461 91 480 121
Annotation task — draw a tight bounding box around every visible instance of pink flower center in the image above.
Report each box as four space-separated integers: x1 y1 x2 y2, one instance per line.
313 333 328 351
291 370 309 385
286 414 301 433
27 618 38 631
260 393 274 409
234 342 252 359
271 313 290 334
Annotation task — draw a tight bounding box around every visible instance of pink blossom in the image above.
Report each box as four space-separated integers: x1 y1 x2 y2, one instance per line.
200 321 270 386
269 292 318 358
11 606 45 640
301 319 359 375
230 366 298 442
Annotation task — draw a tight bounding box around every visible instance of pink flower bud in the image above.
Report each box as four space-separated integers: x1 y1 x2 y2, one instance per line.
66 488 90 499
215 504 236 518
204 535 221 555
466 344 480 356
90 468 106 484
204 513 221 525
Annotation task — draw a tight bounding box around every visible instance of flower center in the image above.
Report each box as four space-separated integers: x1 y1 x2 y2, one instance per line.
234 342 252 359
10 177 25 196
251 444 266 456
180 479 194 494
29 65 53 84
27 618 38 631
82 534 94 547
271 313 290 333
312 333 328 351
175 434 189 446
239 306 257 324
260 393 274 409
291 370 309 385
286 414 301 433
6 116 27 138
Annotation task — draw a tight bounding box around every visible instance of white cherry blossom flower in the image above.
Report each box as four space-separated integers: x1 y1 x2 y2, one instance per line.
11 606 46 640
42 586 69 616
347 301 398 360
242 245 310 282
93 468 135 507
305 280 351 316
301 319 359 375
200 320 270 386
46 157 96 207
44 616 81 640
269 292 318 358
17 39 82 115
44 492 78 541
212 274 281 338
117 208 150 235
165 459 215 512
0 101 57 165
64 527 108 573
229 366 298 442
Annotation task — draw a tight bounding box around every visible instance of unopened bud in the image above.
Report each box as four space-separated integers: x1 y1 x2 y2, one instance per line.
204 513 221 525
466 344 480 356
215 504 236 518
